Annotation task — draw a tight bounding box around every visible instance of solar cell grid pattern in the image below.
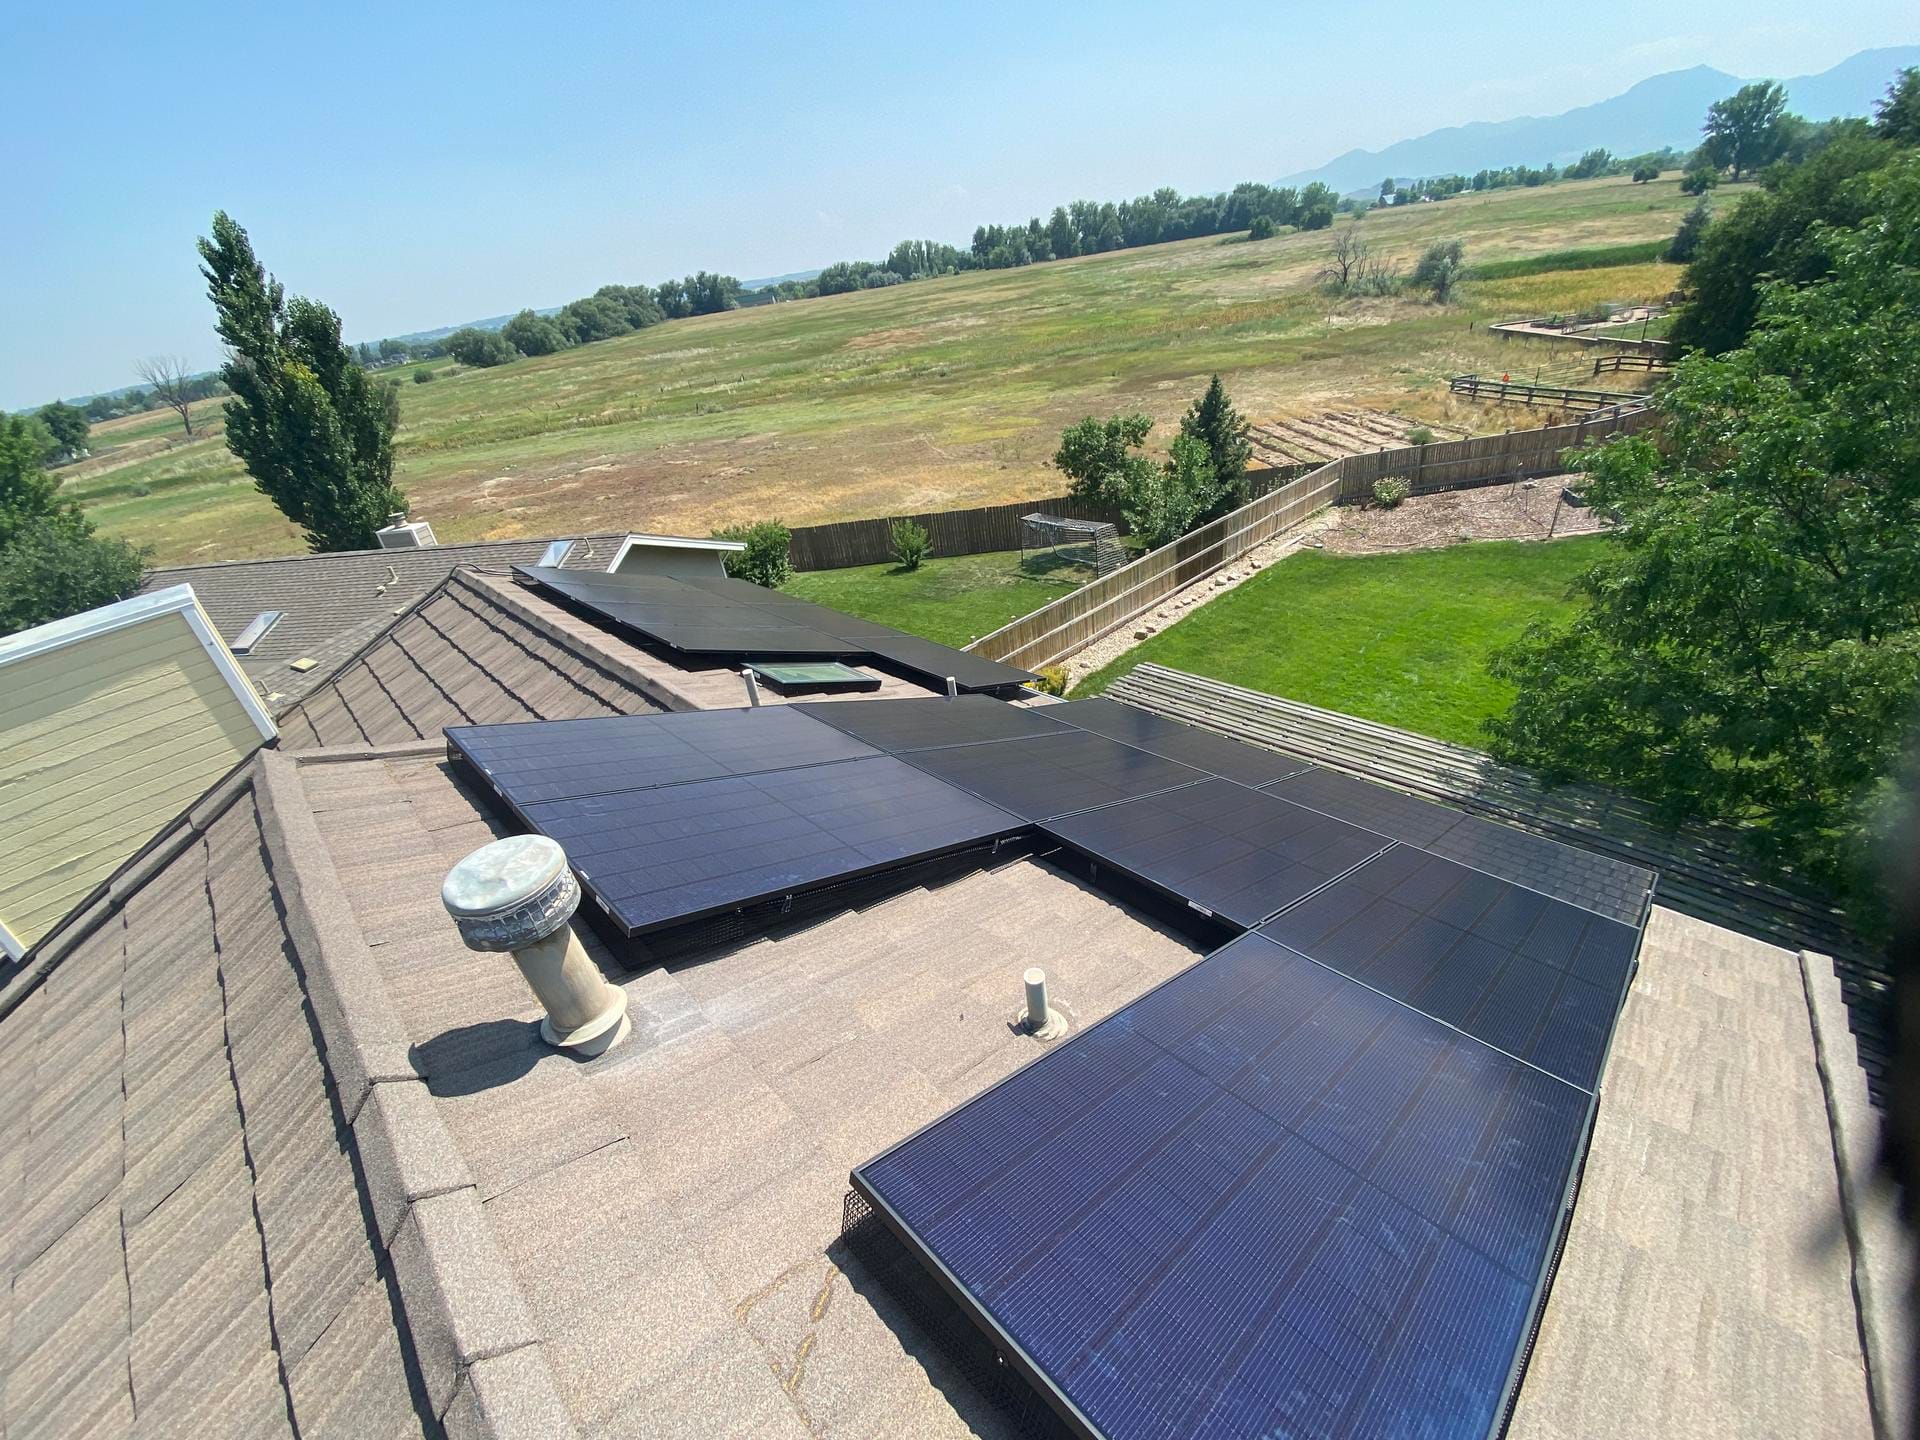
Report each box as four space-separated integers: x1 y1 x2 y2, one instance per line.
1038 778 1390 927
525 754 1022 933
894 730 1205 821
795 694 1071 752
1049 697 1313 788
445 708 876 807
855 931 1591 1440
1256 844 1640 1091
513 564 1036 689
1264 767 1653 926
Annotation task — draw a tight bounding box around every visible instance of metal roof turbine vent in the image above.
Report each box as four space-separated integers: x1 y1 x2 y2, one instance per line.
376 511 438 549
442 834 630 1056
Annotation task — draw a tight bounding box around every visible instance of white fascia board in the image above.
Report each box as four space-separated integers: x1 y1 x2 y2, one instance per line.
607 533 747 572
0 583 278 744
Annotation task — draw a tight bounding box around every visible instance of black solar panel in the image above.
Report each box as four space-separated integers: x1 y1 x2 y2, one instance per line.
524 755 1023 933
795 695 1071 752
854 930 1593 1440
858 633 1038 693
1040 778 1391 927
1051 698 1314 787
1265 767 1653 926
897 730 1205 821
445 708 876 809
1256 844 1641 1090
513 563 1035 688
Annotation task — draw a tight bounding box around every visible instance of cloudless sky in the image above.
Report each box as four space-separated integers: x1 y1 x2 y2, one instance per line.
4 0 1913 407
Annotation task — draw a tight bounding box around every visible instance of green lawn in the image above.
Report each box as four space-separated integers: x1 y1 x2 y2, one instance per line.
1072 537 1604 746
784 550 1088 650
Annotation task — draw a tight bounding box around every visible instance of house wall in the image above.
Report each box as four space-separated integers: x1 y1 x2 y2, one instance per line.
0 609 266 951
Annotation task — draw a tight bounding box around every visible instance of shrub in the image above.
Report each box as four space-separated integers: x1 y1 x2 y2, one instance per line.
713 520 792 588
888 517 931 570
1679 164 1721 196
412 368 435 384
1248 215 1278 241
1666 199 1713 263
1632 163 1661 183
444 327 518 367
1032 665 1069 697
1411 239 1466 302
1405 426 1436 446
1372 477 1411 509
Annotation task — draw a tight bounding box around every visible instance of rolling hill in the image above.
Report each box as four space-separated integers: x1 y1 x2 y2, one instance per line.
1281 46 1919 194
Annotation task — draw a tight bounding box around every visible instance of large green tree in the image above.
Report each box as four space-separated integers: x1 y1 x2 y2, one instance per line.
1487 153 1920 921
1702 80 1792 181
1668 133 1895 355
0 415 145 634
199 212 404 552
1052 413 1156 510
1178 376 1252 509
1876 66 1920 145
37 401 89 459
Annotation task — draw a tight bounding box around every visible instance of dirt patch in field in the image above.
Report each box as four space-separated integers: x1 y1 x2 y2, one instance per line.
1318 476 1609 554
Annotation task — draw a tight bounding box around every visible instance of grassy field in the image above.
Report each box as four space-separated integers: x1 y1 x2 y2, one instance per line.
1070 537 1603 747
67 175 1733 566
783 550 1088 650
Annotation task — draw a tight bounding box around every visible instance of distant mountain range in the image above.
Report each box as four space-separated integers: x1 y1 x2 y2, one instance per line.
1280 45 1920 195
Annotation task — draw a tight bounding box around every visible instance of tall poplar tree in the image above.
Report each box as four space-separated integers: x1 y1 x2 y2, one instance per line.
198 212 404 552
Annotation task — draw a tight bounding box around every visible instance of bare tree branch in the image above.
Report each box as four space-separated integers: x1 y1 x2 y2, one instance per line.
1319 225 1371 292
133 356 198 438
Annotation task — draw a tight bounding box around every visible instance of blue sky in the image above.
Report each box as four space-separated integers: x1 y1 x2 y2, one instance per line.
4 0 1914 407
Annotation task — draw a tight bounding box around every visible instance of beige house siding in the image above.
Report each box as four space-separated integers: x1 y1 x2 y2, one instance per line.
1 600 270 952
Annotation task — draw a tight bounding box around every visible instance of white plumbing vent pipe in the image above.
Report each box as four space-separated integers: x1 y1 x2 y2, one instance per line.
442 835 630 1056
742 668 762 707
1022 966 1066 1040
945 676 959 700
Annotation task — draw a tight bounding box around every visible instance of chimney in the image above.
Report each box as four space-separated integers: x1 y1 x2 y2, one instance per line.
442 835 629 1056
376 510 438 549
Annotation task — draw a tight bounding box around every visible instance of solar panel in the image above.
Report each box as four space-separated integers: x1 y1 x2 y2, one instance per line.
853 930 1593 1440
858 633 1039 693
1256 844 1641 1090
897 730 1205 821
796 694 1072 752
514 563 1037 689
1050 698 1314 787
1039 778 1391 927
445 708 876 809
523 754 1023 933
1263 768 1654 926
748 661 882 694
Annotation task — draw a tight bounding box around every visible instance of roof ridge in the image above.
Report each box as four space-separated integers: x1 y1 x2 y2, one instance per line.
146 531 629 577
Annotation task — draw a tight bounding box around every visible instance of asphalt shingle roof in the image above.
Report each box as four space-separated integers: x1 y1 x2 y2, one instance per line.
143 535 627 707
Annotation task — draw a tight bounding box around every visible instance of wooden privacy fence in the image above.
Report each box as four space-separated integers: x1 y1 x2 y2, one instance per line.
785 494 1121 571
967 408 1660 671
965 466 1344 672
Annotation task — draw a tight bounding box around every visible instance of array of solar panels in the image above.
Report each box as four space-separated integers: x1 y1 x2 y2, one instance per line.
512 564 1037 692
447 694 1654 1439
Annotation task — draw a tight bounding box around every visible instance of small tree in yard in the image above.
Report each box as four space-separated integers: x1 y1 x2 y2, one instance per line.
1124 434 1222 550
199 211 406 553
1412 239 1465 302
714 521 792 588
1666 200 1712 263
1179 375 1252 509
889 517 930 570
1052 413 1157 509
